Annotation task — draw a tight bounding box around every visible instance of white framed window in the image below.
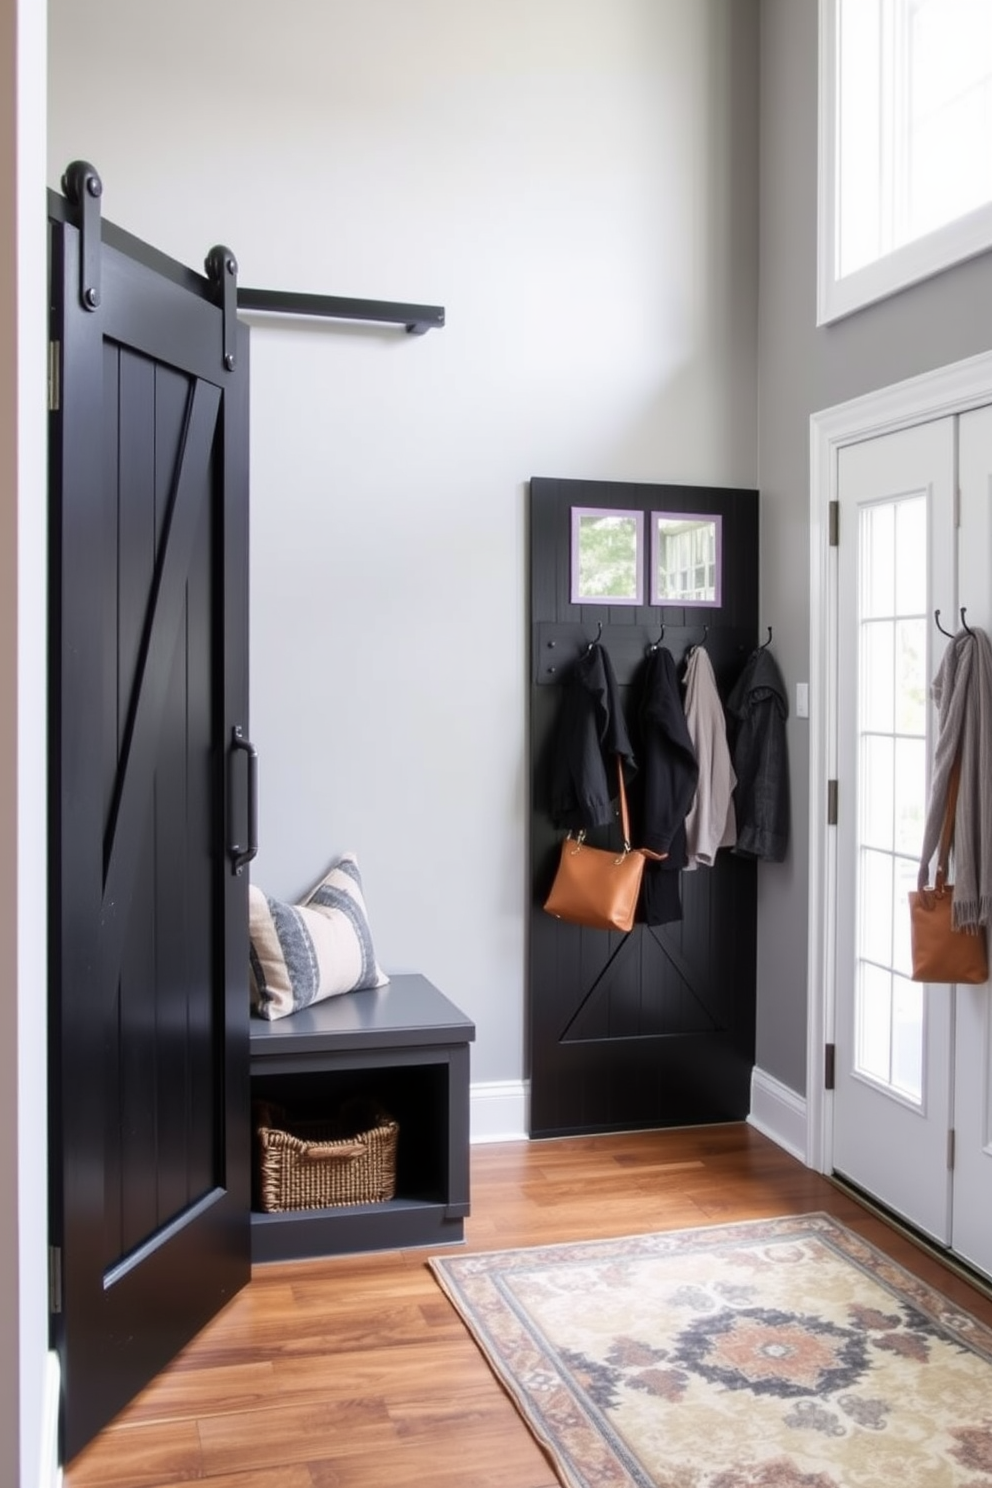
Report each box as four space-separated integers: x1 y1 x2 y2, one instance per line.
818 0 992 324
650 512 722 608
570 507 644 606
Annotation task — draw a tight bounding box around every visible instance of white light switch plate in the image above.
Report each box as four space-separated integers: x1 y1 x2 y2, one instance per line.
796 682 809 719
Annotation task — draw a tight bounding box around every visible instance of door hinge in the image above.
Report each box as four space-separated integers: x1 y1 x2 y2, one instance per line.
828 501 839 546
48 341 60 413
948 1128 955 1170
827 779 838 825
824 1043 836 1090
48 1245 62 1316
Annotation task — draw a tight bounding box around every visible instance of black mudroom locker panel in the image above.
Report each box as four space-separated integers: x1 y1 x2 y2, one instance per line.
48 166 253 1460
528 477 758 1137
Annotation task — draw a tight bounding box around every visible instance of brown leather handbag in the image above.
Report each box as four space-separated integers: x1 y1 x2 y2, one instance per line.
544 759 646 933
909 754 989 984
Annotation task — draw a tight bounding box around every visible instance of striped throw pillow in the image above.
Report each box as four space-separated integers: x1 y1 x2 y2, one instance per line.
249 853 389 1020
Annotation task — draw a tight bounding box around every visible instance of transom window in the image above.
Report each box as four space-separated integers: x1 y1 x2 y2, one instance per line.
818 0 992 323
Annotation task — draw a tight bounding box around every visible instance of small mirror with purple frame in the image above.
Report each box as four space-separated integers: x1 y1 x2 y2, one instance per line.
570 507 644 606
650 512 721 607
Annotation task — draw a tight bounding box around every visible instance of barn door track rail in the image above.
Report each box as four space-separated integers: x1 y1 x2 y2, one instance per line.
236 286 444 335
55 159 445 353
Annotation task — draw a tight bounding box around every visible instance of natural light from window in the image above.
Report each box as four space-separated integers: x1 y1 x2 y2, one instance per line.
819 0 992 322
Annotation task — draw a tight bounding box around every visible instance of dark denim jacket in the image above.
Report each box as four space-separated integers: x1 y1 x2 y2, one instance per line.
726 647 790 862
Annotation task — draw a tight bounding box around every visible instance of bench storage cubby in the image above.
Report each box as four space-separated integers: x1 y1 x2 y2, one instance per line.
249 974 475 1261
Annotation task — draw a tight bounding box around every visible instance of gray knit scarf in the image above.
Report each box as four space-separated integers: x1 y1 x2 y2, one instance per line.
917 626 992 930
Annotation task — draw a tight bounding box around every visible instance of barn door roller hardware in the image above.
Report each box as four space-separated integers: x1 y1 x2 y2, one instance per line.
236 286 445 335
61 159 103 312
205 245 240 371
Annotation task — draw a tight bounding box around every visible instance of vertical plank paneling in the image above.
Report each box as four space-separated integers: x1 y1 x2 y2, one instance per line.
153 367 188 551
116 356 160 1260
101 341 122 853
185 462 218 1200
116 349 156 757
101 341 124 1265
118 849 160 1258
153 366 198 1220
154 594 191 1222
529 476 559 623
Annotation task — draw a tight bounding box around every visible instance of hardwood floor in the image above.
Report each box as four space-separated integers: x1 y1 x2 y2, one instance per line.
64 1124 992 1487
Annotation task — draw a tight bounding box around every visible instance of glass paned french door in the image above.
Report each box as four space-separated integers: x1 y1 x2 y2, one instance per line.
855 496 927 1102
832 417 954 1243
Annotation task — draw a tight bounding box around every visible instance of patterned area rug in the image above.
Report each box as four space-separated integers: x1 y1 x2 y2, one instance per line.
429 1213 992 1488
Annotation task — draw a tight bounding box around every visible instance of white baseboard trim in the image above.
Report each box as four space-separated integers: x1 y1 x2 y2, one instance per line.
470 1080 529 1144
468 1072 810 1158
748 1067 808 1164
42 1351 62 1488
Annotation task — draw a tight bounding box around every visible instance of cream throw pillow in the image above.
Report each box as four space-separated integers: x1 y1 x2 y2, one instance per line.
249 853 389 1020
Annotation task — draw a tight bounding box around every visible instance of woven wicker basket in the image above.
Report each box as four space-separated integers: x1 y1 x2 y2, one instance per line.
255 1099 399 1212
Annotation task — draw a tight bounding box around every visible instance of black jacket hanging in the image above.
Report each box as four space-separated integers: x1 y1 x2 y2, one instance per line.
636 645 698 925
638 646 699 858
548 641 635 834
726 645 790 862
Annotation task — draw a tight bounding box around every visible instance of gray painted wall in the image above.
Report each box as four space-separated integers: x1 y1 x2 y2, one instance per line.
48 0 760 1088
757 0 992 1094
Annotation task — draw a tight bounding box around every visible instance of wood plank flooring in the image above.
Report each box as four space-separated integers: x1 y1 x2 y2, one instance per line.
64 1124 992 1487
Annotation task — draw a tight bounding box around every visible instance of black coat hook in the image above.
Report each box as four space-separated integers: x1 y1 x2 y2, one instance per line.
933 607 975 636
649 622 665 651
585 621 603 652
759 626 773 650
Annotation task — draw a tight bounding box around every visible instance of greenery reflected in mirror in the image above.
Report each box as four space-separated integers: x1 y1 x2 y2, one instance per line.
651 512 722 607
570 508 644 605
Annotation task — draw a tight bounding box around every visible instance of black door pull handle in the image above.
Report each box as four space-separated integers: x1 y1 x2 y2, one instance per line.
229 726 258 875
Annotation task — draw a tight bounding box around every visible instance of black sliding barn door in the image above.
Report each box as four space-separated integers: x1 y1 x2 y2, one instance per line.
48 169 253 1460
529 477 758 1137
